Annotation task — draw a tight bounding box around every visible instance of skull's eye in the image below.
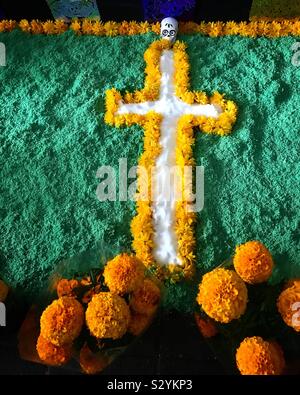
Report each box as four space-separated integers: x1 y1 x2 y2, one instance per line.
170 30 176 36
162 29 169 36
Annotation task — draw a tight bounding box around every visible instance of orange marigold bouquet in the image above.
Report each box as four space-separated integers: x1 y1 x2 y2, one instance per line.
194 240 300 375
18 243 162 374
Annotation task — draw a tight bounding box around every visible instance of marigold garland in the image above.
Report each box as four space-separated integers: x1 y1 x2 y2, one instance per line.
0 19 299 37
236 336 285 375
233 240 274 284
40 296 84 346
197 268 248 323
103 253 145 295
85 292 130 339
36 335 72 366
277 284 300 332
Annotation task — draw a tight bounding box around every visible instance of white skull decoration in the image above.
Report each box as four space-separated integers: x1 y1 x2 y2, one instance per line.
160 17 178 45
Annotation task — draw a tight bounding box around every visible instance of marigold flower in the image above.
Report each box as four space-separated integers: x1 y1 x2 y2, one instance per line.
42 21 56 35
236 337 285 375
56 278 79 298
18 306 41 363
36 335 72 366
40 296 84 346
54 19 68 34
284 278 300 290
128 312 153 336
0 279 9 302
130 278 161 316
70 20 81 35
233 241 274 284
197 268 248 323
82 285 101 304
104 253 145 295
79 343 109 375
194 313 218 338
277 285 300 332
86 293 130 339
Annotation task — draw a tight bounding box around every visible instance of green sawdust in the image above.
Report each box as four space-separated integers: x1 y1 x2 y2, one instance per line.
0 31 299 313
250 0 300 19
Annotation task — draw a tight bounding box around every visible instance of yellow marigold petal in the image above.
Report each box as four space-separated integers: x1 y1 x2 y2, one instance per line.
0 279 9 302
128 311 154 336
197 268 248 323
277 284 300 332
40 296 84 346
233 240 274 284
79 343 109 375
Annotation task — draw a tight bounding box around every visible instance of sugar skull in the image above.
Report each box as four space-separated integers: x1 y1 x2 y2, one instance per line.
160 17 178 45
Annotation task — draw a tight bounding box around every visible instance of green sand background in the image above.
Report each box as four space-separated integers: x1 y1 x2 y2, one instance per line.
0 31 299 312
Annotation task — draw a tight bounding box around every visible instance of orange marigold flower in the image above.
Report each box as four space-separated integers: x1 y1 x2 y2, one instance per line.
233 240 274 284
0 20 16 32
54 19 68 34
130 278 161 316
197 268 248 323
30 20 44 34
128 311 153 336
56 278 79 298
79 343 109 375
0 279 9 302
104 253 145 295
236 337 285 375
86 292 130 339
18 306 41 364
194 313 218 338
36 335 72 366
40 296 84 346
277 285 300 332
19 19 31 33
42 20 56 35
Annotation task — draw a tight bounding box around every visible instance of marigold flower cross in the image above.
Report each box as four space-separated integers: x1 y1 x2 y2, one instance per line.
105 39 237 280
